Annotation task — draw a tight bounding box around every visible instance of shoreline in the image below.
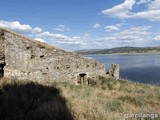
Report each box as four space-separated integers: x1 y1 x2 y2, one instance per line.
80 51 160 55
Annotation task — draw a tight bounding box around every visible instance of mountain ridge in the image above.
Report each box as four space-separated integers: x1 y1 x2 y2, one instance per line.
75 46 160 54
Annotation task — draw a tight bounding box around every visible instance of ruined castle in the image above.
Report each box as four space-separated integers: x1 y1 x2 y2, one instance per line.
0 28 119 84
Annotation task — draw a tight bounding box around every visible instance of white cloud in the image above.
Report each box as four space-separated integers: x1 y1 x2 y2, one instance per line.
135 0 160 21
102 0 160 21
97 26 152 48
54 25 70 32
35 30 87 50
114 26 151 41
131 10 160 21
148 0 160 10
102 0 136 18
137 0 152 5
154 35 160 41
34 38 45 42
36 31 85 49
0 20 86 50
37 31 68 39
33 27 42 33
104 23 124 32
93 23 101 28
105 25 119 32
0 20 42 34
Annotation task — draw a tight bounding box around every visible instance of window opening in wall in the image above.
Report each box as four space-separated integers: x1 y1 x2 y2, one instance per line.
66 65 70 69
57 67 60 69
26 46 31 50
0 64 4 77
31 55 35 59
40 55 44 58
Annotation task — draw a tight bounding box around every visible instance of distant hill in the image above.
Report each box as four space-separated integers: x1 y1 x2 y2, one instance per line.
75 46 160 54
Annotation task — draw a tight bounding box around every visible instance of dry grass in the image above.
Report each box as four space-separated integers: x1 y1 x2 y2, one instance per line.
0 78 73 120
0 77 160 120
57 78 160 120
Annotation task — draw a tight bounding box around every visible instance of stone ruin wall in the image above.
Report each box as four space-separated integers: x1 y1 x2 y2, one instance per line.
0 32 5 77
0 30 106 84
108 64 119 79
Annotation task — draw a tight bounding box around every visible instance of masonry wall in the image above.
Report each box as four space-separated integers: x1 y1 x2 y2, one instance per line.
0 32 5 64
0 32 5 77
0 30 106 84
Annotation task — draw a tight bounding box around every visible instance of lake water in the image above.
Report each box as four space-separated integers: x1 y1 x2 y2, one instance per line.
83 54 160 85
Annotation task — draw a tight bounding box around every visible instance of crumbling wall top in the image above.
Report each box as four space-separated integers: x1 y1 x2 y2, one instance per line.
0 28 61 50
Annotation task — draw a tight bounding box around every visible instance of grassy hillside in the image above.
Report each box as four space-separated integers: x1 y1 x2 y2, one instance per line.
76 46 160 54
0 77 160 120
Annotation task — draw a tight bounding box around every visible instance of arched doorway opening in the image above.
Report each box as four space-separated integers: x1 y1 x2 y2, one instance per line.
77 73 87 85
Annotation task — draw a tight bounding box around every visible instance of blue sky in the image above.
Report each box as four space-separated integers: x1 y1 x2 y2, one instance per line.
0 0 160 51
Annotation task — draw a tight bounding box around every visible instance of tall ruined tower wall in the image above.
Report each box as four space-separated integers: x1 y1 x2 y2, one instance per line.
0 29 106 83
0 32 5 77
